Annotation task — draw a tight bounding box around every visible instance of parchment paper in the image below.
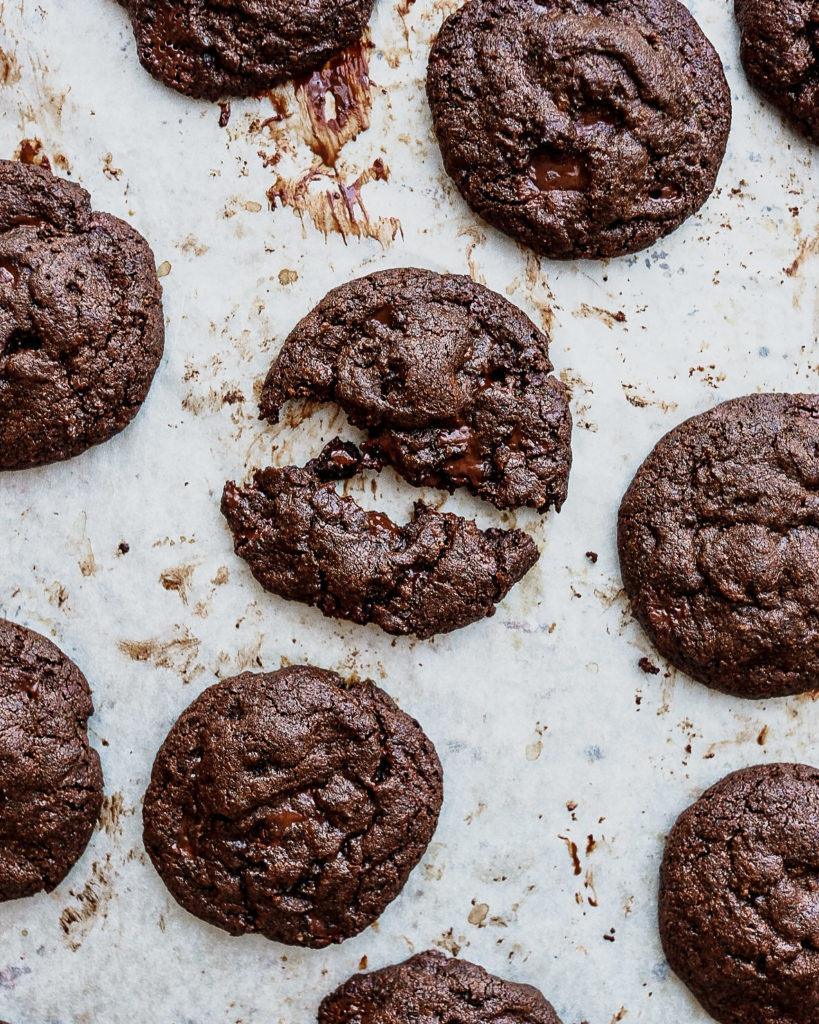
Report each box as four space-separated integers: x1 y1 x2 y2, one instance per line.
0 1 817 1021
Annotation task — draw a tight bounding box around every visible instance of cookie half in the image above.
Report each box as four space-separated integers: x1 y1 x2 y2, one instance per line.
0 160 164 470
143 666 443 946
0 618 103 900
427 0 731 259
221 438 539 638
122 0 377 100
618 394 819 698
319 949 563 1024
735 0 819 144
260 268 572 512
659 763 819 1024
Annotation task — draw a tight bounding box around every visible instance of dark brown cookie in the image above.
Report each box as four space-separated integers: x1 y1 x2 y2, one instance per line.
659 763 819 1024
121 0 377 100
0 618 103 901
735 0 819 144
0 160 164 470
142 666 443 947
618 394 819 699
426 0 731 260
319 949 564 1024
260 268 572 512
221 438 539 638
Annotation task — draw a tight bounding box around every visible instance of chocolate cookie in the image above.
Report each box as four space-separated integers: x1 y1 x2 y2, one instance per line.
121 0 377 100
618 394 819 699
0 618 103 900
319 949 564 1024
735 0 819 145
426 0 731 259
142 666 443 946
260 268 572 512
221 438 539 638
659 763 819 1024
0 160 164 470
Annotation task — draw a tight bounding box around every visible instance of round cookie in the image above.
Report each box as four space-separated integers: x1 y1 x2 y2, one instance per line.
260 268 573 513
0 617 103 900
426 0 731 260
319 949 564 1024
735 0 819 145
142 666 443 946
121 0 377 100
0 160 164 470
618 394 819 699
659 763 819 1024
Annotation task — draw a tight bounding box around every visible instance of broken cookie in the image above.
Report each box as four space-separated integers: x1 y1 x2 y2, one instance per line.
260 268 572 513
221 438 539 639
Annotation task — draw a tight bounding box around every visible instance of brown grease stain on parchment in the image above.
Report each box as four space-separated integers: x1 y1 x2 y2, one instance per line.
785 231 819 278
396 0 418 47
98 792 135 839
5 39 73 172
267 158 401 247
574 303 627 329
0 46 21 85
159 563 198 606
118 626 204 684
621 383 678 413
59 857 115 951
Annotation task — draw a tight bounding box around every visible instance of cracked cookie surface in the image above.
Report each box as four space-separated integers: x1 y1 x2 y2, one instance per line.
121 0 377 99
142 665 443 946
618 393 819 698
0 617 103 901
260 268 572 512
735 0 819 144
426 0 731 259
659 763 819 1024
319 949 563 1024
221 438 539 638
0 160 164 470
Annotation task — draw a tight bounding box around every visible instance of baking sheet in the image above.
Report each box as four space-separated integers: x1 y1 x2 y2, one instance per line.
0 0 818 1021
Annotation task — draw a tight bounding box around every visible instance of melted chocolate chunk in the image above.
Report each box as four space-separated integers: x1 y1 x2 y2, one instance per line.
426 0 731 259
143 665 443 946
221 438 539 639
0 618 103 901
0 160 164 470
260 268 572 513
